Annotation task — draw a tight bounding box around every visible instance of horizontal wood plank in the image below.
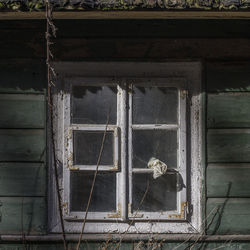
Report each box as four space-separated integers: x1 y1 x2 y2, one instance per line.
2 11 250 19
208 93 250 128
207 198 250 234
207 164 250 197
0 94 45 128
0 129 45 162
0 38 250 61
207 62 250 92
207 129 250 163
54 20 250 39
1 242 250 249
0 163 45 196
1 20 250 39
0 197 46 234
53 38 250 60
0 40 45 58
162 242 250 249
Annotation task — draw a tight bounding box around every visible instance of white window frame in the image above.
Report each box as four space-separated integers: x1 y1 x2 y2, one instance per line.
49 62 203 234
63 78 125 221
127 78 187 221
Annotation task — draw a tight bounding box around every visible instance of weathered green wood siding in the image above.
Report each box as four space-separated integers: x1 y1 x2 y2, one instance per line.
207 164 250 197
0 92 46 234
207 198 250 235
0 94 45 128
0 163 46 196
0 19 250 248
207 93 250 128
207 129 250 163
206 62 250 235
0 24 47 235
0 129 45 162
0 197 46 234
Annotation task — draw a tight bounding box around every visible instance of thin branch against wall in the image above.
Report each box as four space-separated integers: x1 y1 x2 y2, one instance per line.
76 113 110 250
45 1 67 250
113 180 150 250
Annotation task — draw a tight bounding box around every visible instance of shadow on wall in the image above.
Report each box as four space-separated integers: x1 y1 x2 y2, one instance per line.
0 60 46 93
206 62 250 93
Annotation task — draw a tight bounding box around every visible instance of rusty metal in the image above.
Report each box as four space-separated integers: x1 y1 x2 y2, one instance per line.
169 202 188 219
107 203 122 218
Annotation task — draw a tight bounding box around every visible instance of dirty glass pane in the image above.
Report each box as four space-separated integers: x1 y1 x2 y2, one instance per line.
73 131 114 165
133 87 178 124
132 173 177 212
72 86 117 124
132 130 177 169
70 171 116 212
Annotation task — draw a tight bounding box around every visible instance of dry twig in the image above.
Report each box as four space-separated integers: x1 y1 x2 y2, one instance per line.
46 1 67 249
76 113 110 250
113 180 150 250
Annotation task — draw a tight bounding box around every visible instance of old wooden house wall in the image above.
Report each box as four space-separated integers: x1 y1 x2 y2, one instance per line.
0 19 250 249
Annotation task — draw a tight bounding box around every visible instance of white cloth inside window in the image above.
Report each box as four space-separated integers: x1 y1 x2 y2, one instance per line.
147 157 168 179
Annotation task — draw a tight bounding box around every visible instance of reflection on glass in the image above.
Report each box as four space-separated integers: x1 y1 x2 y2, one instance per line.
72 86 117 124
70 171 116 212
73 131 114 165
132 130 177 169
132 173 177 212
133 87 178 124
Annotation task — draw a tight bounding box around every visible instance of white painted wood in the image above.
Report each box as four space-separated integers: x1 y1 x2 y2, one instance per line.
51 61 203 234
2 234 250 242
128 82 187 221
132 168 177 174
62 81 123 221
132 124 179 130
118 81 128 220
66 126 120 171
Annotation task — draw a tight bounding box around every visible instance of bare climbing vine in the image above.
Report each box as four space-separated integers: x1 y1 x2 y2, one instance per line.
45 1 67 250
43 5 230 249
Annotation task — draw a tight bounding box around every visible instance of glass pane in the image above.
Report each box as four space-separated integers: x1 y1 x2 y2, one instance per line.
70 171 116 212
132 173 177 212
133 86 178 124
132 130 177 169
72 86 117 124
73 131 114 165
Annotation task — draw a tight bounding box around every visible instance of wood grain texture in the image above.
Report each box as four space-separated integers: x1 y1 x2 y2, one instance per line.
1 37 245 61
0 197 46 234
207 129 250 163
0 129 45 162
53 38 250 60
0 94 45 128
207 93 250 128
0 163 45 196
207 198 250 234
207 164 250 197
